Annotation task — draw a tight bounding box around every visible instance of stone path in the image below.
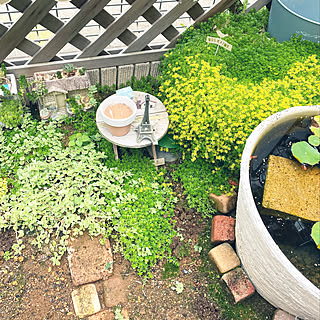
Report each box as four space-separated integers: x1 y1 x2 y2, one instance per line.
67 209 296 319
67 233 130 319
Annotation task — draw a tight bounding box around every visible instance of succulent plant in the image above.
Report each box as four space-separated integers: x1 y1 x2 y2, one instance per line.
56 70 62 79
62 63 76 76
40 107 50 119
78 67 86 76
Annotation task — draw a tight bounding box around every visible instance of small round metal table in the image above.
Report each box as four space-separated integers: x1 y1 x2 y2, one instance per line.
96 91 169 161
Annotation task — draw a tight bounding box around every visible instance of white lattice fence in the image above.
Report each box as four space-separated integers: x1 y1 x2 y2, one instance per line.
0 0 270 87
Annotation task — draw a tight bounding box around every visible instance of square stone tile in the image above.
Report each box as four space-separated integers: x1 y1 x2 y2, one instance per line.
273 309 296 320
209 192 237 214
87 309 115 320
67 233 113 286
72 283 101 318
103 275 130 308
263 155 320 221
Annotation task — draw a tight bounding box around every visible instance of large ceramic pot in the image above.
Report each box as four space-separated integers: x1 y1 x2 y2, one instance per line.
236 105 320 320
267 0 320 43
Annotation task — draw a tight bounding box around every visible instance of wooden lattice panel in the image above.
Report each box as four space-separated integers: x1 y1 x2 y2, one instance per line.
1 0 271 81
0 0 210 65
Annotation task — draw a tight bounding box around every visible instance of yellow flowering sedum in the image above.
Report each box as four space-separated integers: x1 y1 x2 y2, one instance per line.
160 55 320 175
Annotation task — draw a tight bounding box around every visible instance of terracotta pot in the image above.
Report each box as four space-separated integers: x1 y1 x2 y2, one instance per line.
100 96 137 137
105 124 131 137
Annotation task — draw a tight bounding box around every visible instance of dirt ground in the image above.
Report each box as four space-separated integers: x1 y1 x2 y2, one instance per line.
0 190 221 320
0 230 78 320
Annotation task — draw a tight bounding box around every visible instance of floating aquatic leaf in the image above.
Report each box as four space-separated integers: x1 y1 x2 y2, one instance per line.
311 222 320 249
313 115 320 125
291 141 320 166
308 135 320 147
309 115 320 137
310 126 320 137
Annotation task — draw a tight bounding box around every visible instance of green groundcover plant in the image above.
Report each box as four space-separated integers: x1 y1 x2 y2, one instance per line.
0 115 177 277
160 9 320 84
159 9 320 194
171 155 231 216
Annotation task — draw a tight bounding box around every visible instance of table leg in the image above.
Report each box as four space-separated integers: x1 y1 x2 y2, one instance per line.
151 144 157 161
151 144 159 170
113 144 119 160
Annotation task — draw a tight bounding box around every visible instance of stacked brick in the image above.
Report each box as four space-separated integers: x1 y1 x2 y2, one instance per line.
208 214 255 304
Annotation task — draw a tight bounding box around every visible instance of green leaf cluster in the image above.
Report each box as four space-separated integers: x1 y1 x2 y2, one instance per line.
311 222 320 249
171 155 235 215
291 141 320 166
0 177 7 202
0 97 24 129
0 115 63 177
69 132 91 147
0 114 177 276
0 63 6 78
291 115 320 166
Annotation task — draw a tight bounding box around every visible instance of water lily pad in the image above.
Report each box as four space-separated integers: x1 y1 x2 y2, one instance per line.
308 135 320 147
313 115 320 125
310 126 320 137
311 222 320 249
291 141 320 166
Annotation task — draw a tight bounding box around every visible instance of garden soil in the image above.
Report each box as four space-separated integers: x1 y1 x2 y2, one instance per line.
0 190 221 320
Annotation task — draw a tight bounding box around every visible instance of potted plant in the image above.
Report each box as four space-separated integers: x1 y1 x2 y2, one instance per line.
236 105 320 320
0 94 24 129
34 64 90 93
66 85 98 115
39 107 51 120
0 63 17 96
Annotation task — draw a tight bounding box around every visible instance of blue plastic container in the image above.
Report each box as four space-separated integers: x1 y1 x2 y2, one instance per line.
267 0 320 43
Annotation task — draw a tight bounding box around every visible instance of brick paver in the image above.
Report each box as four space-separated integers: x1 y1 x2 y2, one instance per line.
221 267 255 304
208 242 240 273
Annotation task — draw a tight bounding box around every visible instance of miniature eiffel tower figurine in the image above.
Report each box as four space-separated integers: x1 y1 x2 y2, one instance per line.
136 94 158 145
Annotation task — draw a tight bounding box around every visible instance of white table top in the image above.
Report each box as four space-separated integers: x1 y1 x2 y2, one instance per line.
96 91 169 148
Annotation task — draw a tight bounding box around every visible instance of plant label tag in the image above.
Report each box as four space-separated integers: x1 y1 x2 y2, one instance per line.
206 36 232 51
153 158 165 166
